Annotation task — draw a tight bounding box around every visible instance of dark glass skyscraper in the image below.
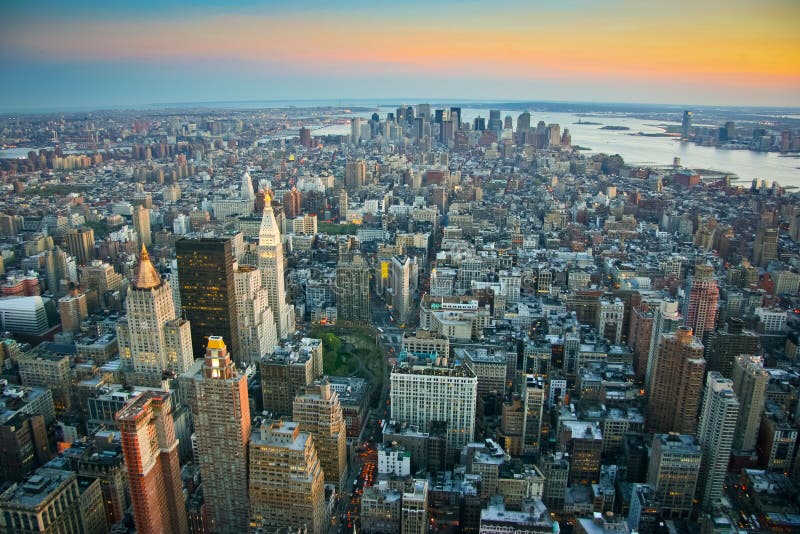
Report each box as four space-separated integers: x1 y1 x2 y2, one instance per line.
176 236 239 359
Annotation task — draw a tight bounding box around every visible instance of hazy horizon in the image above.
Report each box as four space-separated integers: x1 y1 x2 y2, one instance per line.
1 0 798 111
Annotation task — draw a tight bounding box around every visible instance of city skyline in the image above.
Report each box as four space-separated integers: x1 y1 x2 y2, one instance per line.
1 0 799 111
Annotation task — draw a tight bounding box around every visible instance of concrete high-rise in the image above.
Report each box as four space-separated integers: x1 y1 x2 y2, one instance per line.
63 227 96 266
351 117 363 145
177 236 240 359
335 253 371 323
681 110 693 139
522 374 545 455
644 299 682 392
248 421 326 533
293 378 348 490
703 317 759 377
117 245 194 382
647 327 706 434
258 196 295 339
696 372 739 508
648 433 701 519
234 265 277 363
731 355 768 451
753 225 778 267
390 359 477 462
116 391 188 534
390 255 415 323
188 337 251 533
345 159 366 189
133 205 152 248
685 263 718 338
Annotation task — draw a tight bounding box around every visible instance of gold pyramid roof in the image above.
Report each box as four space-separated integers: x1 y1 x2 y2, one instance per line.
133 244 162 290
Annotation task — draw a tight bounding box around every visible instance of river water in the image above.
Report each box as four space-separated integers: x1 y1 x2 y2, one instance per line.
3 104 798 187
316 107 800 188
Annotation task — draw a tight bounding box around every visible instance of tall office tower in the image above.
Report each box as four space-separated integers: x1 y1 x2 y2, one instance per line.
177 236 240 358
515 112 531 144
440 119 454 144
681 110 693 139
260 338 323 416
299 126 312 148
647 433 701 519
351 117 363 144
189 337 251 533
293 378 348 489
234 265 277 363
345 159 366 189
133 205 152 248
703 317 759 377
44 246 70 297
753 225 778 267
645 299 682 391
63 227 96 266
413 116 424 140
696 372 739 508
685 263 719 339
546 123 561 147
390 255 414 323
390 360 477 462
282 187 302 219
258 198 295 339
117 246 194 381
522 374 545 455
647 327 706 434
488 109 503 132
416 103 431 122
731 355 768 451
449 107 462 128
116 391 188 534
504 115 513 130
58 289 88 332
401 479 429 534
338 189 348 220
335 254 371 323
248 421 325 533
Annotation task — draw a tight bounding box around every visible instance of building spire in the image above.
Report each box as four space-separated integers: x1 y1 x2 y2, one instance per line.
259 196 280 244
133 244 162 289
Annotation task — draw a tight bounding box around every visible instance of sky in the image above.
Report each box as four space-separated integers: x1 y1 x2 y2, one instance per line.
1 0 799 111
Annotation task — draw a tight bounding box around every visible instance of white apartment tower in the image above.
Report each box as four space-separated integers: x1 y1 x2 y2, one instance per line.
258 196 296 339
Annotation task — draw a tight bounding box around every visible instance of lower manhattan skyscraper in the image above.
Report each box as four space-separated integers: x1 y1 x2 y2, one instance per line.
188 337 251 533
116 391 188 534
685 263 719 339
176 235 240 360
258 197 295 339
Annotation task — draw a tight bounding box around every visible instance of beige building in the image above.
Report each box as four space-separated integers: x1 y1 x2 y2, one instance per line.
0 468 107 534
401 479 429 534
248 421 326 533
293 378 348 490
731 355 768 451
261 338 324 417
117 246 193 382
188 337 251 533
